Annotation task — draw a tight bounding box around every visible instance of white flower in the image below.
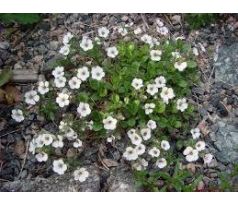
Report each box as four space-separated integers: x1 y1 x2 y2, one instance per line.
183 147 199 162
65 128 77 140
73 139 83 148
156 158 167 169
106 46 118 58
141 34 153 45
63 32 73 45
52 135 64 148
94 37 101 45
73 167 89 182
103 116 117 130
154 76 166 88
91 66 105 81
69 77 81 89
118 27 128 36
56 93 70 107
174 62 187 72
172 51 181 59
54 76 66 88
41 133 54 146
195 141 206 152
134 27 142 35
148 147 160 157
24 90 40 105
130 134 143 146
132 158 148 171
150 50 162 61
146 84 158 96
156 26 169 36
38 81 49 95
147 120 157 130
77 66 90 81
35 152 48 162
53 159 67 175
185 149 199 162
29 139 37 154
107 135 115 143
98 27 109 38
80 37 93 51
176 98 188 112
191 128 201 139
135 144 146 155
140 128 151 141
144 103 155 115
183 146 193 156
77 102 91 117
87 120 94 130
160 87 175 104
152 38 160 46
35 136 45 148
203 153 213 165
59 44 70 56
59 121 68 131
161 140 170 151
127 129 136 138
123 147 138 161
11 109 24 122
156 18 164 27
52 66 64 78
131 78 143 90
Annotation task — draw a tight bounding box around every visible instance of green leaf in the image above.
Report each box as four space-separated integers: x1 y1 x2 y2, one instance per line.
92 122 103 131
0 14 40 25
127 118 136 127
178 80 188 88
0 69 12 87
155 101 166 113
187 60 197 68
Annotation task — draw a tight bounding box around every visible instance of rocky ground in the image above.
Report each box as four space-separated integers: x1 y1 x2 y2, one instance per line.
0 14 238 191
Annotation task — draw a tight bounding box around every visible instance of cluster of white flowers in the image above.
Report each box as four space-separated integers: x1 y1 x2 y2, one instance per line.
59 32 73 56
123 123 170 170
144 103 155 115
183 128 213 164
156 18 169 36
176 98 188 112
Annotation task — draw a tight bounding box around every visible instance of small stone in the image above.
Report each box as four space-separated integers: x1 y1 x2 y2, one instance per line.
49 41 59 51
171 15 181 25
0 41 10 50
14 63 22 70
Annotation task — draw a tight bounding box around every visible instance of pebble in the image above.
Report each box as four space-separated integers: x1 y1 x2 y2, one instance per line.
49 41 59 51
14 63 22 70
0 41 10 50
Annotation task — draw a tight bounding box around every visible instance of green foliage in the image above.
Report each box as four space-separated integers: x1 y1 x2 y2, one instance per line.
0 68 12 87
185 14 218 30
218 164 238 191
134 160 202 191
39 97 58 121
0 13 41 25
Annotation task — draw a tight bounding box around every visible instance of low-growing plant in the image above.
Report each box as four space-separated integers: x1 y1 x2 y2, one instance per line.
185 14 218 30
0 13 41 25
11 19 214 187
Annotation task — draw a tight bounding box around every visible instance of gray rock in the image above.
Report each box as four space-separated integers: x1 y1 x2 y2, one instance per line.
106 164 136 192
0 41 10 50
49 41 59 51
0 49 10 61
213 120 238 164
214 43 238 86
0 165 100 192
